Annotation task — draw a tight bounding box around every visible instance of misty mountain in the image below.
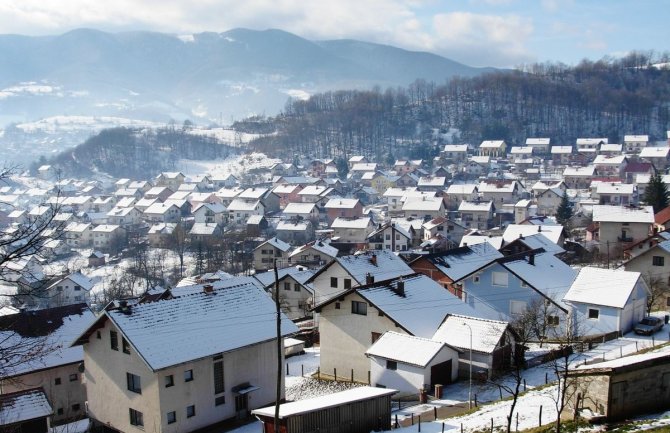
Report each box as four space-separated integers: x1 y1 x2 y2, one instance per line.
0 28 491 126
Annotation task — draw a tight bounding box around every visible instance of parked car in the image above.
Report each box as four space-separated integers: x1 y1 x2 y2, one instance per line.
634 317 664 335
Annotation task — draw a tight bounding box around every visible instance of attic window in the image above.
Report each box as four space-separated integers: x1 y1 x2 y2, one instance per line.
122 337 131 354
110 331 119 351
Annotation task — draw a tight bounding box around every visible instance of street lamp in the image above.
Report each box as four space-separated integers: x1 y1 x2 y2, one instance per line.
462 322 473 409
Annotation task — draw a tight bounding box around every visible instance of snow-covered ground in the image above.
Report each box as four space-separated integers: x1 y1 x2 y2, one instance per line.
176 152 282 179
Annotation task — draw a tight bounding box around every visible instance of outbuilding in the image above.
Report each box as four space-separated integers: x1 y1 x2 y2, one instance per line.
252 387 397 433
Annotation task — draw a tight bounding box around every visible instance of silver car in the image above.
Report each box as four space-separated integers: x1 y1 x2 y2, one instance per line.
634 317 664 335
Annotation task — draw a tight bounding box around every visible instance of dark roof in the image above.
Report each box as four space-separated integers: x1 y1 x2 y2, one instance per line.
655 206 670 225
0 303 89 338
624 162 654 174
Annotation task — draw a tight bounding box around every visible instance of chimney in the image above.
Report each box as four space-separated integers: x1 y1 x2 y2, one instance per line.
395 278 405 297
203 284 214 294
370 253 377 266
538 226 542 232
366 273 375 285
528 253 535 265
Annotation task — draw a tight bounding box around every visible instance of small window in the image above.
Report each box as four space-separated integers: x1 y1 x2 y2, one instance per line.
57 408 64 416
127 373 142 394
547 315 560 326
184 369 194 382
215 395 226 406
386 360 398 370
165 375 174 388
284 282 291 291
122 337 131 354
110 330 118 351
473 275 480 283
371 332 381 344
129 408 144 427
335 302 340 309
167 411 176 424
74 286 81 291
69 373 78 382
294 283 300 292
72 403 81 412
352 301 367 316
186 405 196 418
330 277 337 288
588 308 599 320
96 331 101 339
214 360 225 394
344 278 352 290
653 256 665 266
55 377 61 386
666 296 670 307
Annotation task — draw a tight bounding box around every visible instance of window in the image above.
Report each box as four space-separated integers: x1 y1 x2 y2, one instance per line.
351 301 367 316
55 377 61 385
165 375 174 388
74 285 81 291
186 405 196 418
330 277 337 288
653 256 665 266
96 331 101 339
666 296 670 307
510 301 527 316
386 360 397 370
69 373 78 382
344 278 352 290
294 283 300 292
72 403 81 412
473 275 480 283
167 411 176 424
122 337 131 354
547 315 560 326
335 302 340 309
110 330 118 351
129 408 144 427
492 272 509 287
371 332 381 344
57 408 64 415
588 308 600 320
215 396 226 406
214 360 225 394
127 373 142 394
184 369 194 382
284 282 291 291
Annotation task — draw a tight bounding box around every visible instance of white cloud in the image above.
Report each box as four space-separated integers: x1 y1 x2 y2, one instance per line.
0 0 533 67
431 12 535 67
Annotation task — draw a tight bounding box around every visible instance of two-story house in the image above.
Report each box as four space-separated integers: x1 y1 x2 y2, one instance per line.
592 205 654 255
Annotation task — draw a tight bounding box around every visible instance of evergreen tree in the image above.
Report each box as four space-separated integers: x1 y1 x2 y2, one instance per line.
335 157 349 179
556 191 573 227
644 173 670 213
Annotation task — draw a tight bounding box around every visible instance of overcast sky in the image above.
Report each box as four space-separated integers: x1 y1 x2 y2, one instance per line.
1 0 667 68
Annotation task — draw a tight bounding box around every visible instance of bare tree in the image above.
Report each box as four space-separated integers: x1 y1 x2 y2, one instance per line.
643 273 667 314
168 223 188 279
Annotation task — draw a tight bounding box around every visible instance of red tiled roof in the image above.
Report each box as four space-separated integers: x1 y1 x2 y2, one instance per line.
655 206 670 225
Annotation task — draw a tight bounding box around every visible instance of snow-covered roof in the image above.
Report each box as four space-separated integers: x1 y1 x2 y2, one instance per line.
299 185 332 197
215 187 244 198
331 217 372 229
147 223 177 235
640 147 670 158
507 232 565 256
91 224 121 233
171 275 263 295
254 267 316 288
595 183 635 195
526 138 550 146
238 187 269 200
470 155 490 164
324 198 360 209
0 304 94 378
190 223 220 235
444 144 468 152
563 166 595 176
402 196 444 212
458 200 493 212
417 176 446 187
351 162 377 172
577 138 608 146
510 146 533 154
49 272 94 291
283 202 316 214
289 241 339 259
478 180 518 193
78 285 298 371
551 146 573 154
259 237 292 252
366 331 455 367
599 143 622 153
563 267 642 309
418 242 503 282
594 154 626 165
277 221 309 231
227 198 261 211
272 184 301 194
252 387 397 418
574 346 670 372
0 389 52 425
480 140 505 149
624 135 649 142
356 274 482 338
502 224 563 244
192 202 226 214
329 250 413 285
592 205 654 223
115 197 136 208
446 184 478 195
433 314 509 354
144 202 177 215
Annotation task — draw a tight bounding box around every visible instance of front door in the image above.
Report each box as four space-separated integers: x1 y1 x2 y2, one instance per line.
609 381 627 419
235 394 249 419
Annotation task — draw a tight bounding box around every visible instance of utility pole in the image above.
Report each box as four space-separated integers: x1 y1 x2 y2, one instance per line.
274 260 281 433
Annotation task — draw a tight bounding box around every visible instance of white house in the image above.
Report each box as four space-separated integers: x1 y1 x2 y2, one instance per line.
623 135 649 153
73 284 298 433
330 217 375 245
563 267 648 336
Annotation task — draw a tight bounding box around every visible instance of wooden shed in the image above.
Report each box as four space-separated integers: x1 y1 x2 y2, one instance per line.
252 387 397 433
567 350 670 421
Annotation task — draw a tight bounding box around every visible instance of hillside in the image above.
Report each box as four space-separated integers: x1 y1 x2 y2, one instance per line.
248 54 670 160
